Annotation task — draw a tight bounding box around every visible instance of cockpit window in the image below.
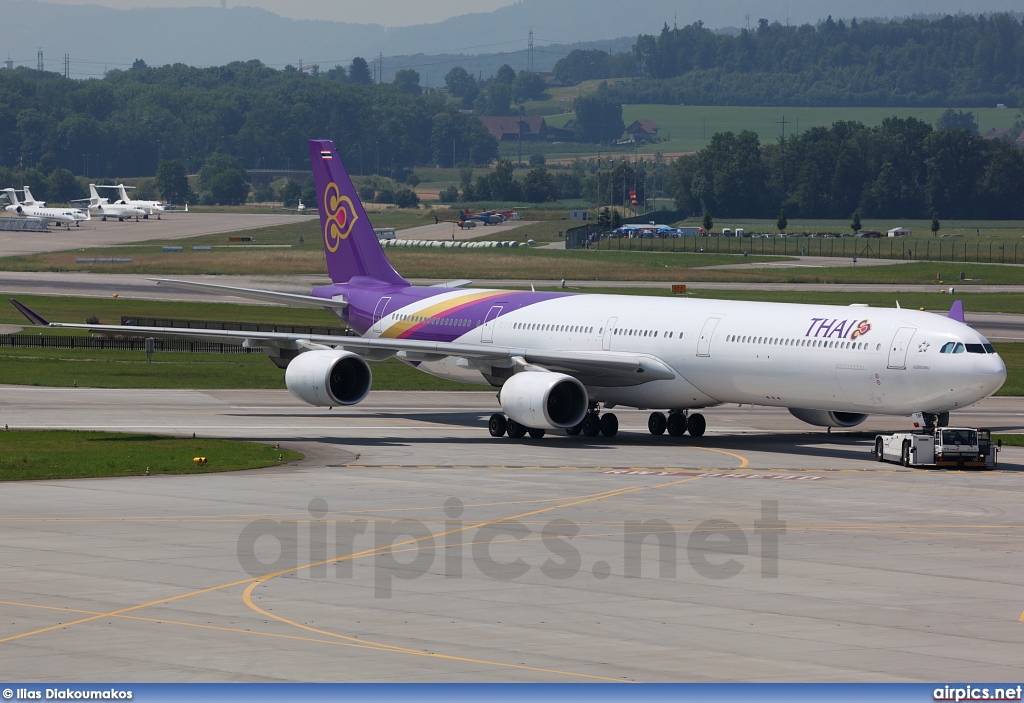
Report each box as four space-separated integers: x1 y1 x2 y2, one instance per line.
954 343 965 353
983 343 996 354
940 342 955 353
964 343 985 354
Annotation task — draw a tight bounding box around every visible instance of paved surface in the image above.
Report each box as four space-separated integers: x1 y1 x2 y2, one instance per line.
0 389 1022 682
0 213 307 257
397 220 534 241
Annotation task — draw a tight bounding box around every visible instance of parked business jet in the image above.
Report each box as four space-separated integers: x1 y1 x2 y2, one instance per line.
95 184 166 219
3 188 90 227
73 185 146 221
11 140 1007 439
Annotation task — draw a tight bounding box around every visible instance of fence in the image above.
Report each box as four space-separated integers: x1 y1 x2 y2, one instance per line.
0 334 256 354
567 230 1023 263
0 217 48 232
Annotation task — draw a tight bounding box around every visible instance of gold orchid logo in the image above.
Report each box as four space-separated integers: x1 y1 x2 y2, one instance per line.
322 182 358 252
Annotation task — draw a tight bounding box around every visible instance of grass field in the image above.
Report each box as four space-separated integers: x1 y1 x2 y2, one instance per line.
542 103 1023 156
0 347 486 391
0 430 303 481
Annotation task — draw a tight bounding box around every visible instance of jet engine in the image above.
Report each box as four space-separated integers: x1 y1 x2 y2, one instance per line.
285 349 372 406
499 371 588 430
788 408 868 428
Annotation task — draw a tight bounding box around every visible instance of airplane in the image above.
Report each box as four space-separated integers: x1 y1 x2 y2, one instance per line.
11 139 1007 441
460 209 505 225
95 184 167 219
3 188 90 228
281 199 316 214
73 185 147 222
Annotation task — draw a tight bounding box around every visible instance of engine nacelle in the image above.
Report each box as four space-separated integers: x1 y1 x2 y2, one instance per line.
499 371 588 430
285 349 372 407
788 408 868 428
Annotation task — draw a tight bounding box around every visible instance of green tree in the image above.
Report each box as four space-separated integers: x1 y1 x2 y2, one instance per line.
776 208 788 232
279 179 302 207
931 211 940 236
444 67 476 98
473 83 513 116
393 188 420 208
349 57 373 85
522 166 557 202
597 207 610 229
512 71 546 102
154 160 191 204
573 94 624 143
850 211 861 235
702 208 713 232
438 184 459 203
45 167 83 203
610 208 622 229
393 69 421 95
494 64 516 85
936 109 978 136
197 153 249 205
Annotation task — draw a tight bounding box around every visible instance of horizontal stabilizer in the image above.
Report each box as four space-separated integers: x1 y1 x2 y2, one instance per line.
947 299 965 323
149 279 348 309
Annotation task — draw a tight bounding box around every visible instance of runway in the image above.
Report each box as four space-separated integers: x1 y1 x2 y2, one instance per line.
0 388 1022 682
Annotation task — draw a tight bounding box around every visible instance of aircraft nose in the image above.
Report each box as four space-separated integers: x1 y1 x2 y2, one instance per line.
975 353 1007 396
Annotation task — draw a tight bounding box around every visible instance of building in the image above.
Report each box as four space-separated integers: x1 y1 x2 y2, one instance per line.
478 116 548 142
981 128 1012 143
625 120 660 143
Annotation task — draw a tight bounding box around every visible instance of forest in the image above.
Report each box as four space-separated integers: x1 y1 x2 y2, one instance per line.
555 13 1024 107
666 117 1024 220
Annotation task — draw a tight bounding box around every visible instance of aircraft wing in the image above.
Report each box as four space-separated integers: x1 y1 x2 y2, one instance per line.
148 278 349 309
10 299 674 387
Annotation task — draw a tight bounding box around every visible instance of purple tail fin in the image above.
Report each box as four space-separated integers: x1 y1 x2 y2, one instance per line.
308 139 407 286
947 299 965 323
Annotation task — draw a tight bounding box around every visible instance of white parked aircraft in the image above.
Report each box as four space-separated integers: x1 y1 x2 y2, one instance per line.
95 184 166 219
11 140 1007 439
74 185 146 222
3 188 90 228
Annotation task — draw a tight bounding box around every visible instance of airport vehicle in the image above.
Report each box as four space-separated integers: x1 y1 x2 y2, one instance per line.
96 184 167 219
11 140 1007 441
74 185 147 221
374 227 396 240
2 188 90 228
874 426 999 468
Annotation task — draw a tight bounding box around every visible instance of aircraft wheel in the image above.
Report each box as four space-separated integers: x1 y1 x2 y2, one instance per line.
687 413 706 438
874 437 884 462
101 216 107 222
488 413 507 438
648 412 666 435
565 422 582 436
600 413 618 438
528 428 546 439
506 419 527 439
901 440 911 467
143 214 149 219
667 413 688 437
582 413 601 437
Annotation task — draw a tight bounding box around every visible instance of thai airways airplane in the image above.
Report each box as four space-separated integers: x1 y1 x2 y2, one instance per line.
11 139 1007 439
3 188 90 227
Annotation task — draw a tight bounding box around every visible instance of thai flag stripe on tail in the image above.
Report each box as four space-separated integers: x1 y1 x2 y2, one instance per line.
320 150 332 160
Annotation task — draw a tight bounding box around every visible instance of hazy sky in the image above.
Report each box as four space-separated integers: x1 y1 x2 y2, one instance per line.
36 0 519 25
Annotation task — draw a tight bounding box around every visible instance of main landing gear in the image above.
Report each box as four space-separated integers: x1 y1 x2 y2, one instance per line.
488 406 618 439
647 411 706 438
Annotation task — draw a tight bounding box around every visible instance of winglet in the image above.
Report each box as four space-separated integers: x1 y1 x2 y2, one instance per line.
948 299 965 323
9 299 50 326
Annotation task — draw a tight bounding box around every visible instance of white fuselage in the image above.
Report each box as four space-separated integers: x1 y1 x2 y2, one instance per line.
366 292 1006 415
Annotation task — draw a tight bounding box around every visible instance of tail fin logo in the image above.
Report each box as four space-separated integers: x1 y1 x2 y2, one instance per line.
322 182 358 252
